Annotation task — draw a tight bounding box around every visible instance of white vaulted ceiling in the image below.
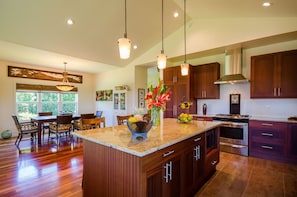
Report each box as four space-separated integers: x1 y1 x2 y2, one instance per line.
0 0 297 73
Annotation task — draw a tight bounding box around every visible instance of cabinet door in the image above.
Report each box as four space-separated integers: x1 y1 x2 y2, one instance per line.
176 83 190 116
287 123 297 163
164 67 177 84
182 134 205 197
147 157 181 197
164 84 175 118
191 63 220 99
191 66 205 99
251 54 277 98
279 50 297 98
204 63 220 99
164 66 192 118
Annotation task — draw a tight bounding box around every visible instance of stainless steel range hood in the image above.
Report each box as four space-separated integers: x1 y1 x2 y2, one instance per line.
214 48 249 84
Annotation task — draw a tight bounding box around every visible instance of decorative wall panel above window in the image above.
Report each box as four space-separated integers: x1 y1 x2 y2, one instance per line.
8 66 83 83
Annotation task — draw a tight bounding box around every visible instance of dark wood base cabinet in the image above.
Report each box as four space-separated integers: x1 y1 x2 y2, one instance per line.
249 120 297 164
82 128 220 197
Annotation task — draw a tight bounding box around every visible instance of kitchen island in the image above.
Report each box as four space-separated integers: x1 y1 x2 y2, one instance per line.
73 118 221 197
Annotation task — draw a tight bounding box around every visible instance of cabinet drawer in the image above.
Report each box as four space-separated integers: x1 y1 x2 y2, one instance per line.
249 120 287 142
250 141 285 156
204 149 219 177
184 133 205 147
249 120 287 130
143 142 184 169
250 129 285 141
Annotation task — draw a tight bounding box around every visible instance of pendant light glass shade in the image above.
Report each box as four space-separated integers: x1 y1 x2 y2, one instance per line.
157 0 167 69
56 62 74 91
180 0 189 76
118 36 131 59
181 63 189 76
118 0 131 59
157 51 167 69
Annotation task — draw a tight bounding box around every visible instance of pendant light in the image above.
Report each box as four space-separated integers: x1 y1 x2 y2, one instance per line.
157 0 167 69
180 0 189 76
118 0 131 59
56 62 74 91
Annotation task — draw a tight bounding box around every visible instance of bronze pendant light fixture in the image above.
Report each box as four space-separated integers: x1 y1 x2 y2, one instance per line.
180 0 189 76
118 0 131 59
56 62 74 91
157 0 167 69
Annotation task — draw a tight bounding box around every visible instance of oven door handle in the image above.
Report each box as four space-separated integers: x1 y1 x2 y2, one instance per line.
220 123 246 128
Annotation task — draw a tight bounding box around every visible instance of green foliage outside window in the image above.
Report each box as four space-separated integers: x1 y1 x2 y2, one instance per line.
16 91 78 121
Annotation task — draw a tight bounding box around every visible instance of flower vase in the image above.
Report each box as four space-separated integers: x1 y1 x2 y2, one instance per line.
151 108 160 127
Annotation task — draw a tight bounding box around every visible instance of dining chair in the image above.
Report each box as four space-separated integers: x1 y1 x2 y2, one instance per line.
12 115 38 146
38 112 53 139
117 115 133 125
81 117 106 130
48 115 73 145
73 113 95 131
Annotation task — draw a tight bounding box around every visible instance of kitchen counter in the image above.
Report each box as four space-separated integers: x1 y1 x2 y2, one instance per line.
75 118 221 196
73 118 221 157
250 116 297 123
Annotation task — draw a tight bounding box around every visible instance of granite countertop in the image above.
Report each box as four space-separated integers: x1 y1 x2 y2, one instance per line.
73 118 221 157
249 116 297 123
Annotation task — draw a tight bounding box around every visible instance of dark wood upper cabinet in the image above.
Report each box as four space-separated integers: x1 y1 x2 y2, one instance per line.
251 49 297 98
163 66 196 118
191 62 220 99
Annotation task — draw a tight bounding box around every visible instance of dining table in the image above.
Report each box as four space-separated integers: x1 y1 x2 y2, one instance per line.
31 115 80 145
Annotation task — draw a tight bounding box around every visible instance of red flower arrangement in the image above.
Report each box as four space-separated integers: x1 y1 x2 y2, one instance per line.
145 80 172 111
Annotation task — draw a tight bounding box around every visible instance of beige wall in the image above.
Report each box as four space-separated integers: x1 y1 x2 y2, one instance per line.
95 64 136 126
0 60 96 137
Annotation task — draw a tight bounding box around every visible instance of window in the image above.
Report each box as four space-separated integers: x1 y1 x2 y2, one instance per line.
16 91 78 121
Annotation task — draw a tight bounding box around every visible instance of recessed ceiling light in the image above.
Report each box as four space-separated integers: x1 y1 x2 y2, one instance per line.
174 12 179 18
262 2 271 7
133 45 137 49
67 18 74 25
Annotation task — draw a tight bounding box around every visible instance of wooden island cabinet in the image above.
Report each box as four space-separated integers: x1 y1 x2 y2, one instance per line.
74 119 221 197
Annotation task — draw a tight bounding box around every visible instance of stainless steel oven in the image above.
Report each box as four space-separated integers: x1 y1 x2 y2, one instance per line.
214 114 249 156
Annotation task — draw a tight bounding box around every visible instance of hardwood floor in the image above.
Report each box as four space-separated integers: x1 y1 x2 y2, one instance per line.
0 136 296 197
0 136 83 197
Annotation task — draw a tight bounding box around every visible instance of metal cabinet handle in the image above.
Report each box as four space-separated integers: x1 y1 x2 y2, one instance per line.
168 161 172 181
173 105 177 116
261 132 273 137
163 161 173 183
261 123 273 126
164 163 169 183
278 88 281 96
261 145 273 150
163 150 175 157
211 160 217 165
273 88 277 96
194 145 201 161
194 137 202 142
173 76 177 83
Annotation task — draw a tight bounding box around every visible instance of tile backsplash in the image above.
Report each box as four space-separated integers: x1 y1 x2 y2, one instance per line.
197 83 297 118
